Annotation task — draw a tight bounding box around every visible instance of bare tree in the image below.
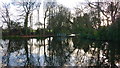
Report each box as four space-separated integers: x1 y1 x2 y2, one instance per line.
0 3 14 35
0 3 11 29
88 0 120 26
13 0 41 34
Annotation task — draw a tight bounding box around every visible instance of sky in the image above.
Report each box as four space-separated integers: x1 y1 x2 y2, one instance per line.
0 0 85 28
0 0 95 8
0 0 98 29
0 0 108 9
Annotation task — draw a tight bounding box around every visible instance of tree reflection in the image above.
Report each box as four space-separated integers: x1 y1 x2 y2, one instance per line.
2 39 30 66
1 38 120 67
72 36 120 67
45 36 74 66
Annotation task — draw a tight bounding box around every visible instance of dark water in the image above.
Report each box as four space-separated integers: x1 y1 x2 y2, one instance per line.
0 37 120 67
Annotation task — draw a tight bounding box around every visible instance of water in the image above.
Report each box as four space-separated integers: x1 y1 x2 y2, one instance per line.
0 37 120 67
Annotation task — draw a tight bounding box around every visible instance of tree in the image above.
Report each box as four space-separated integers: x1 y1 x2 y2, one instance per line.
88 1 120 25
0 3 11 30
48 5 72 34
0 3 21 35
72 12 95 38
13 0 41 34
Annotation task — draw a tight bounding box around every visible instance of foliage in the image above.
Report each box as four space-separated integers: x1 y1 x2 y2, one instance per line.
47 5 72 34
72 13 95 39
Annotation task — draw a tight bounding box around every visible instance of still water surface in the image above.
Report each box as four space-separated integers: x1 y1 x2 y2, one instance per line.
0 37 120 67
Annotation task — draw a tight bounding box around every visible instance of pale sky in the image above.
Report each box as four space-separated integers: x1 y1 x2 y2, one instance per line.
0 0 98 29
0 0 90 8
0 0 86 28
0 0 108 9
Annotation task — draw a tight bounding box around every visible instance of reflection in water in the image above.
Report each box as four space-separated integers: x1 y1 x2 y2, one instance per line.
0 37 120 67
45 37 74 66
